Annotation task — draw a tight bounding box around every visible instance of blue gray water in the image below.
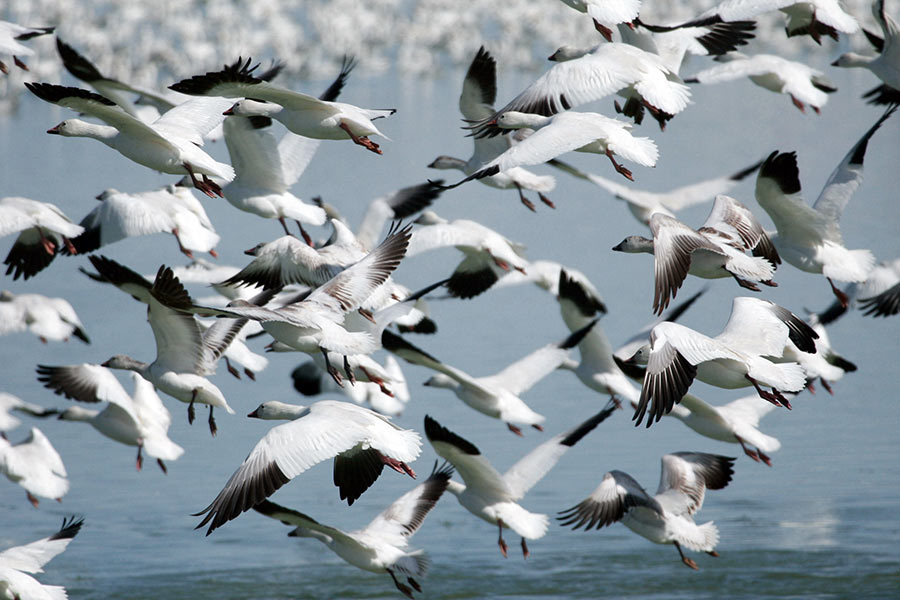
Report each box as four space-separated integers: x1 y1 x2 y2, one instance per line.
2 45 900 599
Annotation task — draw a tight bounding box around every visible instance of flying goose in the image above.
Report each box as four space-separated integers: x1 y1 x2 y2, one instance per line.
195 399 422 534
0 196 83 280
424 403 618 558
0 515 83 600
0 427 68 507
558 452 735 569
252 461 452 599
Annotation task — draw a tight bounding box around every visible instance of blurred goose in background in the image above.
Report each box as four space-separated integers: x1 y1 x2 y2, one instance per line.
492 260 607 316
470 43 690 137
195 399 422 534
0 291 89 344
170 57 395 154
754 107 895 307
37 364 184 472
253 462 452 599
424 403 617 558
832 0 900 104
421 323 597 434
0 196 83 280
857 258 900 318
428 46 556 212
0 427 68 507
0 21 53 74
448 110 658 186
407 211 528 299
629 296 818 426
0 393 58 435
613 195 779 314
66 185 220 258
25 82 234 197
685 51 837 113
0 516 83 600
704 0 859 43
86 256 243 435
558 452 735 569
778 314 857 393
547 158 761 225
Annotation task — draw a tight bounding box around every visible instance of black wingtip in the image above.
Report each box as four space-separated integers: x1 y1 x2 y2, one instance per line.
760 151 801 195
560 401 618 447
423 415 480 455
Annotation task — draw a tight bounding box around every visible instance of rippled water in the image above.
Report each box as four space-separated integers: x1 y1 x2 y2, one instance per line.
2 14 900 600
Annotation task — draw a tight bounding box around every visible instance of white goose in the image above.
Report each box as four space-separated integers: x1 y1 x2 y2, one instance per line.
407 211 528 298
195 399 421 534
86 255 241 435
450 110 658 186
705 0 859 43
558 452 735 569
252 462 452 599
0 427 68 507
685 51 837 114
547 157 761 225
0 291 90 344
857 258 900 318
833 0 900 103
0 516 82 600
428 46 556 212
24 82 234 198
754 107 894 307
469 43 690 137
557 0 642 40
492 260 607 316
628 296 819 426
68 185 220 258
0 196 83 280
612 195 779 314
37 364 184 473
187 225 412 383
170 57 395 154
0 21 53 74
0 393 57 435
424 404 617 558
420 324 596 434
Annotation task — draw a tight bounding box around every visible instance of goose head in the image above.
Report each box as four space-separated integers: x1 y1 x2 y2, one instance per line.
247 400 308 420
224 99 282 117
612 235 654 253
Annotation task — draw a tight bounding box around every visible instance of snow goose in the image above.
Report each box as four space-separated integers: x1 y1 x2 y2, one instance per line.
351 181 445 252
549 157 761 225
0 427 68 507
856 258 900 317
0 21 53 74
448 111 658 188
832 0 900 102
628 296 818 426
407 211 528 299
424 403 617 558
558 452 735 569
419 323 596 434
620 16 757 74
613 195 779 314
428 46 556 212
219 58 356 240
252 462 452 599
185 224 412 383
705 0 859 43
0 516 82 600
557 0 642 40
86 255 243 435
667 393 782 465
470 43 690 137
492 260 607 317
754 107 894 306
0 393 58 435
66 185 219 258
170 57 395 154
684 51 837 114
778 314 857 393
24 82 234 198
0 197 83 280
37 364 184 472
0 291 89 344
195 399 421 534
